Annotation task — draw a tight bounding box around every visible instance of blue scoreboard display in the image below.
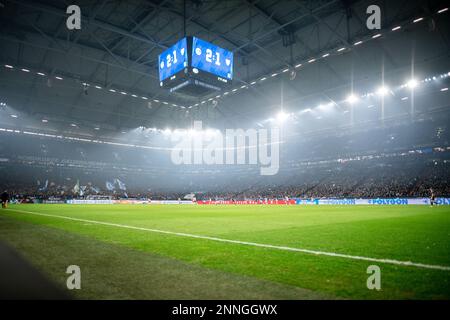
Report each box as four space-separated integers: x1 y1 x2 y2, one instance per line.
158 37 233 94
158 38 188 82
191 37 233 80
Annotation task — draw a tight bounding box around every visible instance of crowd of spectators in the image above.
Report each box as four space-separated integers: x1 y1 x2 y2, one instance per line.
1 114 449 201
2 158 449 202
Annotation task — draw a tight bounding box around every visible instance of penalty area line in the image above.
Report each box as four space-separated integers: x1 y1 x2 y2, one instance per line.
7 208 450 272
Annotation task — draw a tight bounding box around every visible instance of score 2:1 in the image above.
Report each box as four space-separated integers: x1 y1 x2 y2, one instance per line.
205 49 221 66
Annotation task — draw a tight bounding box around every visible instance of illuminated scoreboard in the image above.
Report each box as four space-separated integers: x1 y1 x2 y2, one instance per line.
158 37 233 95
158 38 188 82
191 37 233 81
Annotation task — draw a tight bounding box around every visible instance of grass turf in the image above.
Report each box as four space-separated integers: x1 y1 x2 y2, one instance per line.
0 204 449 299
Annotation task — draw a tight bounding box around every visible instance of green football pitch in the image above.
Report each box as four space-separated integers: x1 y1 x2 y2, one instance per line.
0 204 449 299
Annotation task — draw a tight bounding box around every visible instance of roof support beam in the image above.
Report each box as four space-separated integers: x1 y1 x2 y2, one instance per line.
5 0 169 49
0 32 157 79
233 0 341 52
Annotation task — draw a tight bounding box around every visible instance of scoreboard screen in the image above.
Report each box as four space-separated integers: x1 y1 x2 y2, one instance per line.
158 37 233 94
158 38 188 82
191 37 233 80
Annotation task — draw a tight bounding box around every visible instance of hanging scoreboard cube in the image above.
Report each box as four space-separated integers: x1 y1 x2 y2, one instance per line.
158 37 233 96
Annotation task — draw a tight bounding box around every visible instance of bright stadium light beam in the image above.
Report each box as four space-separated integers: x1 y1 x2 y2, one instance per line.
276 111 289 122
346 94 359 104
377 86 390 96
407 79 419 89
300 108 312 114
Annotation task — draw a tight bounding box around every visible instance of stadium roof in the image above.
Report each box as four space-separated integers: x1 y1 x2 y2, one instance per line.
1 0 449 134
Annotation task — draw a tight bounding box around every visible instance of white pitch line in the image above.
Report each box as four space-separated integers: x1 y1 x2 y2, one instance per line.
7 208 450 272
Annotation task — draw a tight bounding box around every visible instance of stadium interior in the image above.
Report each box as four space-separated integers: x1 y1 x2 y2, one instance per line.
1 0 450 201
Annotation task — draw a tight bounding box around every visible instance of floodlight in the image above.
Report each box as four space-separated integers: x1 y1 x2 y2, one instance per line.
346 94 359 104
276 111 289 122
377 86 389 96
407 79 419 89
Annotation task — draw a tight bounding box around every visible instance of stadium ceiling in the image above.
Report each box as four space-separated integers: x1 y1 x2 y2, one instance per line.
0 0 449 133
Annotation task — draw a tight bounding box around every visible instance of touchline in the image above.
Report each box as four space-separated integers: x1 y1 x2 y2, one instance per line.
170 121 280 175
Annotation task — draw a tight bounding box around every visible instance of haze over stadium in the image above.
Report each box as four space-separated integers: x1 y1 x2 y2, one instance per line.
0 0 449 303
